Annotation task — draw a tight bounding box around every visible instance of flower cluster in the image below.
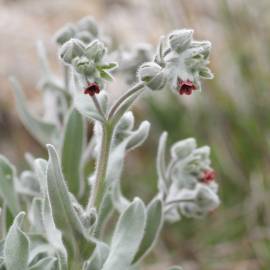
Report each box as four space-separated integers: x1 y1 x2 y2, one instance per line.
137 29 213 95
157 134 220 221
54 16 99 45
59 38 117 93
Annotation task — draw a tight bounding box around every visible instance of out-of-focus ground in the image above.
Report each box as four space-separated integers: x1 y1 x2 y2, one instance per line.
1 0 270 269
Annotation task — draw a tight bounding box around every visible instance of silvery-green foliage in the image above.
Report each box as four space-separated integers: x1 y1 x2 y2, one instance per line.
0 16 220 270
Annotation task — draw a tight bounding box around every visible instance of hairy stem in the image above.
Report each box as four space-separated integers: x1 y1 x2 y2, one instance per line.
108 82 144 119
87 123 112 211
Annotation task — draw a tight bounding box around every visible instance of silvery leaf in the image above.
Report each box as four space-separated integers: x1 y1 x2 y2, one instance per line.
95 190 114 238
101 198 146 270
41 197 67 269
157 132 168 195
10 77 58 146
0 155 20 216
126 121 150 151
84 241 109 270
29 256 57 270
132 198 163 264
4 212 29 270
33 159 48 196
28 198 44 233
46 145 95 257
61 108 85 196
168 266 183 270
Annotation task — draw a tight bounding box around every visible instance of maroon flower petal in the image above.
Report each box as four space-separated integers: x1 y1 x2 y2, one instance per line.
84 82 100 96
200 170 216 184
178 79 197 95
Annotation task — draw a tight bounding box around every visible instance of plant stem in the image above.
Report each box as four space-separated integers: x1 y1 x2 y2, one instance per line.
63 65 70 92
108 82 144 119
87 123 112 212
91 95 105 120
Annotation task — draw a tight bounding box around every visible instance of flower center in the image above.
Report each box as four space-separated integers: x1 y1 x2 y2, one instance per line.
84 82 100 96
178 80 196 95
200 170 215 183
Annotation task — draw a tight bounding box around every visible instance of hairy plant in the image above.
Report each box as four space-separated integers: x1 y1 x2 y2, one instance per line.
0 16 220 270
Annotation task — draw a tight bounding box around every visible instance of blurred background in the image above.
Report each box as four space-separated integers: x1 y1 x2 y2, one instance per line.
1 0 270 269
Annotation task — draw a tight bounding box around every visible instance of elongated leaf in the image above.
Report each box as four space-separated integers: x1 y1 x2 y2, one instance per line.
61 108 85 196
10 77 58 145
41 197 67 269
132 198 163 263
46 145 94 256
0 155 20 216
29 256 57 270
95 190 114 237
84 242 109 270
126 121 150 151
47 145 82 251
168 266 183 270
28 198 44 233
157 132 168 194
33 159 48 196
4 212 29 270
27 234 52 264
101 198 146 270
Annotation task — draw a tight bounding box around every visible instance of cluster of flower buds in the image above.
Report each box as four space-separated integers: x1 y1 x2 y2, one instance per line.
59 38 117 94
54 16 99 45
157 133 220 221
165 29 213 95
137 29 213 95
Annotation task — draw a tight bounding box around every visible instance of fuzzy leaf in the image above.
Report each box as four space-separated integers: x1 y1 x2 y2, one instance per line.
132 198 163 263
0 155 20 216
46 145 94 257
99 62 118 70
41 197 67 269
29 256 57 270
84 242 109 270
126 121 150 151
28 198 44 233
99 69 113 81
157 132 168 194
4 212 29 270
61 108 85 196
10 77 58 146
95 190 114 237
101 198 146 270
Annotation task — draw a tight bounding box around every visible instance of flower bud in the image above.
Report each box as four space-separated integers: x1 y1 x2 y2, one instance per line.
195 185 220 212
59 39 85 64
85 40 106 62
54 24 76 45
77 16 99 37
171 138 196 159
72 56 95 75
138 62 166 90
75 31 95 44
169 29 193 53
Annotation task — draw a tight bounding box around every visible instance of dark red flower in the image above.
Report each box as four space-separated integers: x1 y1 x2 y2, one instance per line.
200 170 216 184
84 82 100 96
178 79 196 95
